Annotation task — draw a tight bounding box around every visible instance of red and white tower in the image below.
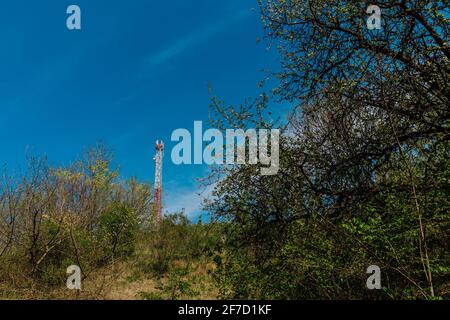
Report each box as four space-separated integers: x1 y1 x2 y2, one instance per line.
153 140 164 225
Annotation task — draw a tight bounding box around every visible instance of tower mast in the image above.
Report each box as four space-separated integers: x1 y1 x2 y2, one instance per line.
154 140 164 226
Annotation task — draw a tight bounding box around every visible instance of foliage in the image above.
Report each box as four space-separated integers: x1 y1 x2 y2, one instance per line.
99 202 139 260
0 145 151 291
207 0 449 300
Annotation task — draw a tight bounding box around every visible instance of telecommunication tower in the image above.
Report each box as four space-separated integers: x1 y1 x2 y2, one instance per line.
154 140 164 225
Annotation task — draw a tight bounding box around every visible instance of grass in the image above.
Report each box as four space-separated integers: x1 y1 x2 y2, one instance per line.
0 258 218 300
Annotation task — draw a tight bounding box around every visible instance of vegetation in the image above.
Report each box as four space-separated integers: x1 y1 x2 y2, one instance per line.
0 0 448 300
206 0 449 300
0 147 219 299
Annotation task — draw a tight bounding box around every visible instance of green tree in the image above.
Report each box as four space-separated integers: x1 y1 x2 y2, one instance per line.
208 0 449 299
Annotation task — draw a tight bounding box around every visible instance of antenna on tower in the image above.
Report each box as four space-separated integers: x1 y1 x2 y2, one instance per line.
153 140 164 226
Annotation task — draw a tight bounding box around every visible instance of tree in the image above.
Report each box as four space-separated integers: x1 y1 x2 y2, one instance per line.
208 0 449 299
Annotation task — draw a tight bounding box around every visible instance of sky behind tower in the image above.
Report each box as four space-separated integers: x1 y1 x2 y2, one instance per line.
0 0 279 219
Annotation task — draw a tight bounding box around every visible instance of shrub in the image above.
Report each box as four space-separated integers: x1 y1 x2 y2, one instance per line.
99 202 139 260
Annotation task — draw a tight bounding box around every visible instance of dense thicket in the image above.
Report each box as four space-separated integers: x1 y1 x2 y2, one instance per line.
0 146 150 291
0 147 219 299
208 0 449 299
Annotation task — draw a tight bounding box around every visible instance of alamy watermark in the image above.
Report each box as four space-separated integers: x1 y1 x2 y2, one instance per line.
367 5 382 30
171 121 280 175
366 265 381 290
66 5 81 30
66 265 82 290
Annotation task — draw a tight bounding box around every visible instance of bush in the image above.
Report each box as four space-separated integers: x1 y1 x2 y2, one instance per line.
99 202 139 260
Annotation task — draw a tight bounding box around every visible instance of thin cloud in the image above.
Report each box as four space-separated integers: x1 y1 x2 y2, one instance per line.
147 10 251 67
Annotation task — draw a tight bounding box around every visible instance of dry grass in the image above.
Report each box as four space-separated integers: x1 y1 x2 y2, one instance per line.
0 259 218 300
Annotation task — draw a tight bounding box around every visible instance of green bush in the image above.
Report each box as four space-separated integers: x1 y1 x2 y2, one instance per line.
99 202 139 260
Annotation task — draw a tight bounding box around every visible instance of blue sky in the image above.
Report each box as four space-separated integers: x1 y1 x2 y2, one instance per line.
0 0 280 219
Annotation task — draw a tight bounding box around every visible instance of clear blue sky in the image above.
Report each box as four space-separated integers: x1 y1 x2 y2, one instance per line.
0 0 279 219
